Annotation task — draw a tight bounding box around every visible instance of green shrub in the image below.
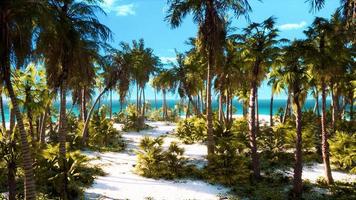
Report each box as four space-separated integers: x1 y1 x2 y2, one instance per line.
88 109 125 151
135 136 187 179
330 131 356 173
175 116 206 144
113 111 126 123
205 122 250 186
120 104 148 131
35 145 104 199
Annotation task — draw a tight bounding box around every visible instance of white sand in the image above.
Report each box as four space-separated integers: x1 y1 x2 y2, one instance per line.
84 121 229 200
84 120 355 199
283 163 356 183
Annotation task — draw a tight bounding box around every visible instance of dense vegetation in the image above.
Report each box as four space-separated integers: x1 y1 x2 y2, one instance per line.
0 0 354 200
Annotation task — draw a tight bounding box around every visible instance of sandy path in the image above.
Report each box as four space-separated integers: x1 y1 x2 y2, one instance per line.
84 121 229 200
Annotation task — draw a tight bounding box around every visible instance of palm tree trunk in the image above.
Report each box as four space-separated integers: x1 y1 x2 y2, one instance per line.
136 83 139 114
256 88 259 130
58 84 68 200
5 77 36 200
0 92 6 132
218 94 223 122
154 89 157 110
110 89 112 119
82 88 108 144
1 13 36 197
142 87 146 117
9 108 15 135
292 96 303 199
206 57 214 157
81 87 87 122
283 92 291 123
186 100 190 119
229 95 233 121
270 91 274 126
8 157 16 200
40 105 49 146
249 82 261 179
321 81 333 184
163 89 167 120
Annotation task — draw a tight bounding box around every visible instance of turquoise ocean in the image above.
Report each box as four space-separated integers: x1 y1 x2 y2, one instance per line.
1 99 333 122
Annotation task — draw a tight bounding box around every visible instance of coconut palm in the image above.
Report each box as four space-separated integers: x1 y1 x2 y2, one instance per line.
235 17 282 178
279 40 310 198
166 0 252 157
36 1 110 198
0 1 42 198
304 17 334 184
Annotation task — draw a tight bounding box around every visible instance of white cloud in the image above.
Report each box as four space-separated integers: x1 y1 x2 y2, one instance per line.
160 56 176 64
114 4 136 16
278 21 307 30
101 1 136 16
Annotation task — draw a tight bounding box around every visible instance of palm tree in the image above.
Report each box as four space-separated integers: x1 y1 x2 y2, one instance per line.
268 65 286 126
152 69 174 120
279 41 310 198
308 0 356 25
235 17 282 178
166 0 252 157
37 1 110 198
304 17 334 184
0 1 41 198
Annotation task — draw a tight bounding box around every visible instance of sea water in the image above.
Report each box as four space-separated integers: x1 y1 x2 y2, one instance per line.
1 99 332 122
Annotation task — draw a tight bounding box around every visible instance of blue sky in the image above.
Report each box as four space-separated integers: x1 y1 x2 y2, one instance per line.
97 0 340 100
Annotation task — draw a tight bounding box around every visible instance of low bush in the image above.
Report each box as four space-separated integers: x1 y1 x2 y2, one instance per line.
88 108 125 151
175 116 206 144
135 136 187 179
329 131 356 173
35 145 104 199
205 122 250 186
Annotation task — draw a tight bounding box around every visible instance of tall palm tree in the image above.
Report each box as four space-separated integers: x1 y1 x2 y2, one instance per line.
166 0 251 157
235 17 282 178
0 1 41 198
279 40 310 198
37 1 110 198
304 17 334 184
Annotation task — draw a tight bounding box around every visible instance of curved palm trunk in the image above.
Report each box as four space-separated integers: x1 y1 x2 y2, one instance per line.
1 13 36 198
321 81 333 184
82 88 108 144
249 82 261 179
206 58 214 157
5 79 36 200
292 97 303 199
